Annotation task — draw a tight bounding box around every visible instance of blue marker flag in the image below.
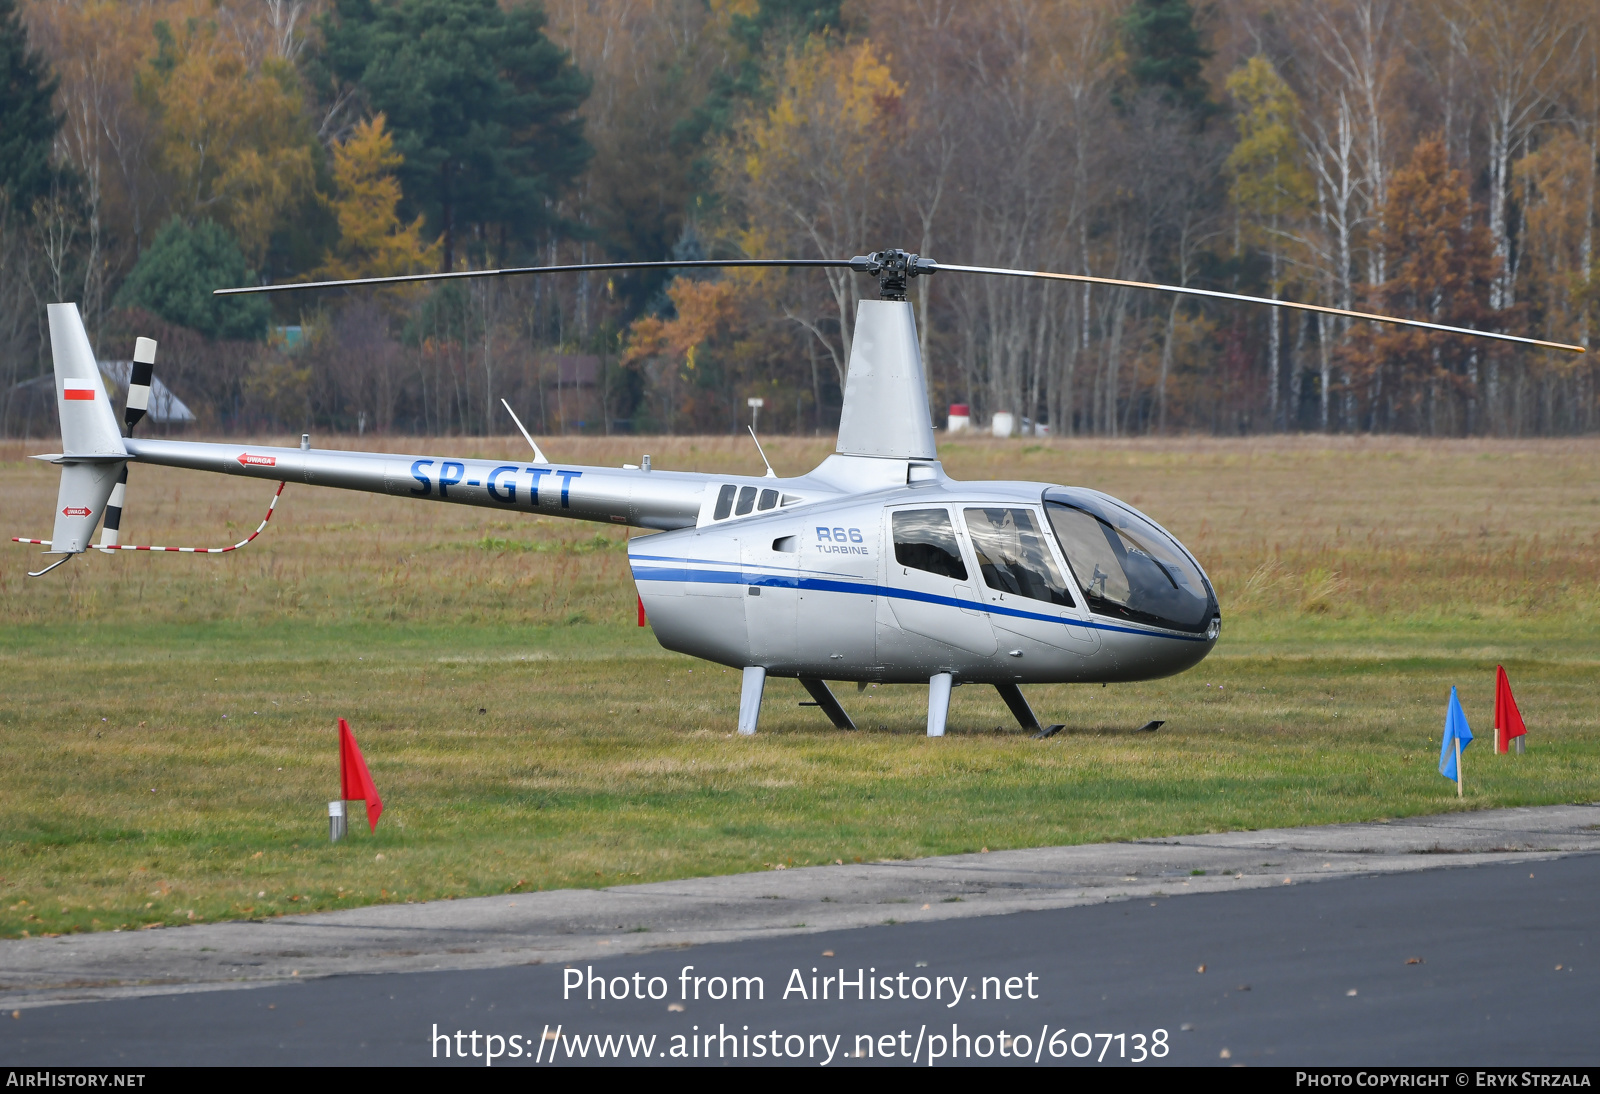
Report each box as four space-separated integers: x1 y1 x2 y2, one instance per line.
1439 686 1474 782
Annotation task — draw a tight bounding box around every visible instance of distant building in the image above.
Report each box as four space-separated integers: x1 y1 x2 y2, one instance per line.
544 353 602 434
98 361 196 424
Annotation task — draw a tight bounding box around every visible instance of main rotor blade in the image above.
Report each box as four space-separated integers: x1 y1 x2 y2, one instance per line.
213 258 853 296
934 262 1587 354
215 249 1587 355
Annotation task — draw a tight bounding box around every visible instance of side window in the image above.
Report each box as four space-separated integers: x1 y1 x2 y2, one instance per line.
962 507 1076 607
892 509 968 580
758 488 779 511
713 484 735 521
735 486 758 516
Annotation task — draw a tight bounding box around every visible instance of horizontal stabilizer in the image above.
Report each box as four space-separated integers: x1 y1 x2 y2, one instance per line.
30 452 136 464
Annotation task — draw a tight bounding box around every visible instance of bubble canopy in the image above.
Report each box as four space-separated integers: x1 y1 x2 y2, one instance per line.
1043 488 1217 634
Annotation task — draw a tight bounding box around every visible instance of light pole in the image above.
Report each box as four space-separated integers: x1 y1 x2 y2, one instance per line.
747 396 764 434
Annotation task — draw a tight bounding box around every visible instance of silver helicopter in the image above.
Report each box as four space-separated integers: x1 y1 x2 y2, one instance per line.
18 250 1581 737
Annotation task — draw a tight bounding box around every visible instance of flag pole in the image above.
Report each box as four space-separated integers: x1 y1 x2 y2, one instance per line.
1455 738 1463 798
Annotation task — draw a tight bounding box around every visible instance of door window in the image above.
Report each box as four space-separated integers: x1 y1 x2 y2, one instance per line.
962 507 1075 606
892 509 968 580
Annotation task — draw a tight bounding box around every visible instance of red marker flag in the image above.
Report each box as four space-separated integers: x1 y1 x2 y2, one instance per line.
1494 666 1526 754
338 717 384 831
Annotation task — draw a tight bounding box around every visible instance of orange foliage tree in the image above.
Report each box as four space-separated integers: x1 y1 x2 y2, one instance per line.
1341 138 1503 434
622 277 749 433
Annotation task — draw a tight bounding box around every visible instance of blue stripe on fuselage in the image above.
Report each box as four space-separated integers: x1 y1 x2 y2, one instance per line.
628 557 1209 643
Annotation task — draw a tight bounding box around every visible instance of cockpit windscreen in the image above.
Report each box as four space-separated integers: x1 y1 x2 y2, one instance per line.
1043 489 1214 633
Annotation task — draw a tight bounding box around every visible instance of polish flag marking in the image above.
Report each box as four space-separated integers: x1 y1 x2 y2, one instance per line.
62 506 92 517
62 380 96 401
237 453 277 467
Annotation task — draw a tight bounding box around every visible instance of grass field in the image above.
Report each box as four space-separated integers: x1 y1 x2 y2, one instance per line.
2 434 1597 940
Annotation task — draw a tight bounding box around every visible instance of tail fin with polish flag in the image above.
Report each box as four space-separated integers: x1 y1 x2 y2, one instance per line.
41 304 129 561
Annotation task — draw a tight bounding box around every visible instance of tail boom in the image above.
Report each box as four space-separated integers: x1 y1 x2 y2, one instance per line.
122 437 710 531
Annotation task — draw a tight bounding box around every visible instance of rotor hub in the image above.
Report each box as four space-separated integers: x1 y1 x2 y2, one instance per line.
849 249 938 301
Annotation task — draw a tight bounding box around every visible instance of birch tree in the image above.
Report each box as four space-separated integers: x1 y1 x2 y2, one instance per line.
1451 0 1583 313
1301 0 1399 290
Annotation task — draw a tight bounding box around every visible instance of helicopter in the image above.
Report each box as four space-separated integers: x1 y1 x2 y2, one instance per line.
16 249 1582 737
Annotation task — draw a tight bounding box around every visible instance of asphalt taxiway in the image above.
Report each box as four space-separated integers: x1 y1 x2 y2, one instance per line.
2 805 1595 1066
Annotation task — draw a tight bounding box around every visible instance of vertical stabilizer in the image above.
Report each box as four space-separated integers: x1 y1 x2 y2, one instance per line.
835 300 936 460
44 303 127 554
49 303 126 457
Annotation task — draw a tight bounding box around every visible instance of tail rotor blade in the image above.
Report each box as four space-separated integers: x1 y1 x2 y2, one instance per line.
125 337 156 434
98 465 128 550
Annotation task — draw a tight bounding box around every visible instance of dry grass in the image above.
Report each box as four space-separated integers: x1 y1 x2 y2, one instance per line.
1 434 1597 940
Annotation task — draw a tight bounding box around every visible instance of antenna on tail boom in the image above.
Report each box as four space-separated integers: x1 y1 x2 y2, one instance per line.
500 399 550 464
748 426 777 478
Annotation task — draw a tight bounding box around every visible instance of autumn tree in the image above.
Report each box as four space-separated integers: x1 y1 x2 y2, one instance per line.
22 0 159 330
621 276 744 432
142 14 318 265
543 0 726 326
1341 138 1499 434
8 0 1600 440
1227 55 1312 428
317 113 440 282
723 38 903 386
1299 0 1400 294
685 0 854 146
1508 127 1595 432
930 1 1090 433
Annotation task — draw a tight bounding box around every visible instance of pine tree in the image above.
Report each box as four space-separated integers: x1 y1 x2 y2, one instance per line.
1122 0 1214 119
114 219 271 341
320 0 591 274
0 0 62 214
